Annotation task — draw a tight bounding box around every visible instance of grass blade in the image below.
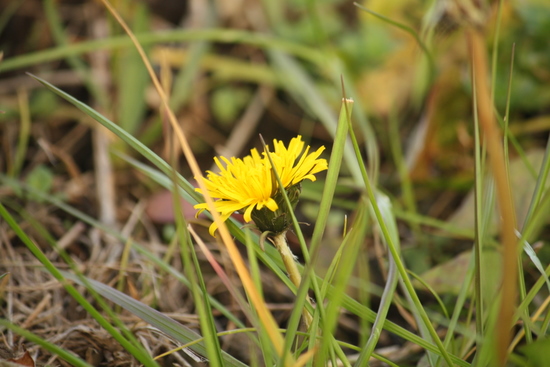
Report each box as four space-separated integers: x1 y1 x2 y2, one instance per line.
61 271 248 367
172 186 225 367
27 73 200 203
0 319 93 367
346 105 457 367
0 202 159 367
269 51 363 184
0 29 324 74
1 171 471 366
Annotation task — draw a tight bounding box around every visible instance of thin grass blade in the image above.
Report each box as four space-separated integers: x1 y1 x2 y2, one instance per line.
61 271 248 367
173 203 224 367
0 319 94 367
0 202 159 367
26 73 200 203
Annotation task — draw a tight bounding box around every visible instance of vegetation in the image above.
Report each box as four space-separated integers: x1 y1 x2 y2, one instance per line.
0 0 549 366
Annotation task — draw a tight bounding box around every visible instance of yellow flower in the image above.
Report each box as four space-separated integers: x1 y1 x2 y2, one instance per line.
267 135 328 187
195 135 327 236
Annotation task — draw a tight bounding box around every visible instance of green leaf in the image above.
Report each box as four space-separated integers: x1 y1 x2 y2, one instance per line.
116 2 150 135
519 338 550 367
211 87 251 126
25 165 54 202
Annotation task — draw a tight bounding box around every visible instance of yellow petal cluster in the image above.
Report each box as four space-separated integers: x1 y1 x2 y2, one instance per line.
195 135 328 236
267 135 328 187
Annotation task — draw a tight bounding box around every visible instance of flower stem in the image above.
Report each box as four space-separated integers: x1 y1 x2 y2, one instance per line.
272 233 313 329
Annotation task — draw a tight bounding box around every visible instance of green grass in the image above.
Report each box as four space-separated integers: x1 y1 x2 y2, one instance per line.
1 0 550 366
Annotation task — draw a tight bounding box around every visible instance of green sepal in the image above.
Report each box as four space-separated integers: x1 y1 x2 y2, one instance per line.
251 183 302 234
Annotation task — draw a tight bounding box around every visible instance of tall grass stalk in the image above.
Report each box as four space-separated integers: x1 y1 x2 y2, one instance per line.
346 99 456 366
98 0 290 360
10 89 30 177
472 69 486 339
468 28 518 365
173 189 225 367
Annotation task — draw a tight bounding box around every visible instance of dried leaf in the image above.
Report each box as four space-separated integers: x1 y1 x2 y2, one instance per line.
8 351 35 367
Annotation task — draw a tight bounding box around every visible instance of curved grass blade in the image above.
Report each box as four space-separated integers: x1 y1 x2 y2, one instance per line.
27 73 200 205
0 29 323 73
172 189 224 367
353 2 434 80
319 201 369 367
61 271 248 367
354 252 398 367
0 202 159 367
346 107 457 366
518 232 550 293
0 319 93 367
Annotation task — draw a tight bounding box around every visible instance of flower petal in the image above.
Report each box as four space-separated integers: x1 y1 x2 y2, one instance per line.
195 135 327 236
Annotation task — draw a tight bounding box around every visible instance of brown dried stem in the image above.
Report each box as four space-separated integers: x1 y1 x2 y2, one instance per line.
467 28 518 366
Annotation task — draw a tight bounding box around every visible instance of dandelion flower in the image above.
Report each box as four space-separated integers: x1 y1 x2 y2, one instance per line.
267 135 328 187
195 135 328 236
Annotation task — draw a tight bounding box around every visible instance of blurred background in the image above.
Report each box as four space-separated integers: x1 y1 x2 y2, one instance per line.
2 0 549 254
